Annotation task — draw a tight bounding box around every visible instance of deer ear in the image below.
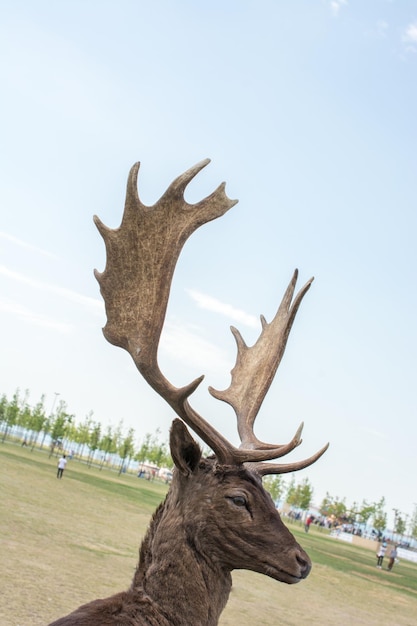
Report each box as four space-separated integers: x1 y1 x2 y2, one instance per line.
170 419 202 476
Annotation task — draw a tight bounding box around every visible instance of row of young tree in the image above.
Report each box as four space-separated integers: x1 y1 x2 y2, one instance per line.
0 388 171 473
1 388 417 539
262 474 417 540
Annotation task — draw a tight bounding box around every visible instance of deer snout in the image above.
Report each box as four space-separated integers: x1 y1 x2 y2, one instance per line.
294 548 311 579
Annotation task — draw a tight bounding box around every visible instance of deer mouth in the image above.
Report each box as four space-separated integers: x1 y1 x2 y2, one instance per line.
263 553 311 584
263 565 307 584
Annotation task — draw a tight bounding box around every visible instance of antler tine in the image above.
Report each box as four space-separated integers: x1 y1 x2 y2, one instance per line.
251 442 330 476
94 160 239 463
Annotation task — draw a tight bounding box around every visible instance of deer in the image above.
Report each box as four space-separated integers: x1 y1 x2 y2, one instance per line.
48 159 328 626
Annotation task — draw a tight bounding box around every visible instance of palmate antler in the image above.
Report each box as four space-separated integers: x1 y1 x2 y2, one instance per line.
94 159 328 474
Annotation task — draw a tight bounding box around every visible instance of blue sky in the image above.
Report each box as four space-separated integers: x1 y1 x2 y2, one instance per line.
1 1 416 528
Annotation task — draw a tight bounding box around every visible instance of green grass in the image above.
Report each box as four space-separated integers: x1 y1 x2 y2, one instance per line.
1 443 416 626
297 528 417 596
0 445 167 508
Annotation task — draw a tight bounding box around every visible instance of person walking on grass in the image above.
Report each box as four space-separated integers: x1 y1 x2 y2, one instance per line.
304 515 313 533
387 545 398 571
57 454 67 479
376 541 387 568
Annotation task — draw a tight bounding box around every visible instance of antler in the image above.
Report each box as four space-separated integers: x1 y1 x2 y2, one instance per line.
94 159 328 473
209 270 329 474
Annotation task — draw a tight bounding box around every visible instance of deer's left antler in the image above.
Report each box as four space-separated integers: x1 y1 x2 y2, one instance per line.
94 159 328 473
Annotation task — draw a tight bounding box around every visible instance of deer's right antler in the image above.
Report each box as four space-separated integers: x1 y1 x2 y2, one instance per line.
94 160 328 473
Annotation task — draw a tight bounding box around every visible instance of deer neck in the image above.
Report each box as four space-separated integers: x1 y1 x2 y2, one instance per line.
131 492 232 626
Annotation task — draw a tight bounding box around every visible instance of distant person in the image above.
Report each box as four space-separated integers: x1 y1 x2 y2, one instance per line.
305 515 313 533
387 545 398 571
376 541 387 568
57 454 67 479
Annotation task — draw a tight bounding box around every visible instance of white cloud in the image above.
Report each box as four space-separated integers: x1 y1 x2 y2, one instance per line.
0 231 57 259
0 265 102 313
403 21 417 46
162 320 232 374
329 0 348 17
187 289 259 328
0 298 73 333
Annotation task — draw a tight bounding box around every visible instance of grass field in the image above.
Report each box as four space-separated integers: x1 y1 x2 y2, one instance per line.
1 444 416 626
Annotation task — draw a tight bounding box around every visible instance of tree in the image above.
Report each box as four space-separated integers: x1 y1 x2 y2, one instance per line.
410 504 417 540
118 428 136 474
39 394 61 450
393 510 406 537
345 501 359 525
16 390 31 435
87 421 101 467
135 428 170 467
148 439 169 467
136 431 153 464
286 478 313 511
319 493 347 522
295 478 314 511
263 475 286 503
99 426 117 470
110 420 125 469
372 497 387 535
319 492 332 517
28 395 46 449
72 411 94 459
1 389 21 442
357 500 375 526
49 401 72 456
0 393 8 424
285 475 297 506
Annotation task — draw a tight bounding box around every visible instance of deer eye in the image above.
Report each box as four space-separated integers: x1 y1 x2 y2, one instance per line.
230 495 247 507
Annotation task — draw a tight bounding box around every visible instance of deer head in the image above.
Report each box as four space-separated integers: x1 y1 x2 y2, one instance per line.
167 418 312 586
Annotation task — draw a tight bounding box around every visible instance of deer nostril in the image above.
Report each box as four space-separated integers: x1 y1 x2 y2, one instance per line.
295 550 311 578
